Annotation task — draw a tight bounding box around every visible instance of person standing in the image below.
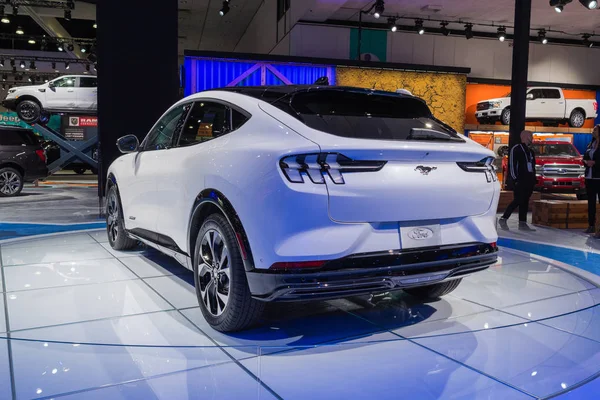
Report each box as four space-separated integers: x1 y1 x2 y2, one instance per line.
499 130 536 229
584 125 600 235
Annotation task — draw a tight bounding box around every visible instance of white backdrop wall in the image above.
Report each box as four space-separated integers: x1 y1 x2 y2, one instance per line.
283 23 600 86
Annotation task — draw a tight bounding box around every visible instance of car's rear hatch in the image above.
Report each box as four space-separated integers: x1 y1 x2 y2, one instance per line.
272 88 497 223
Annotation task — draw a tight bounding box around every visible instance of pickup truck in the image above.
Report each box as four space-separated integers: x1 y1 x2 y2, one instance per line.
502 141 586 199
476 87 597 128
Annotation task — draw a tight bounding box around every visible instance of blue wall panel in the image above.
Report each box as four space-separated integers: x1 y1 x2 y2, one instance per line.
185 57 335 96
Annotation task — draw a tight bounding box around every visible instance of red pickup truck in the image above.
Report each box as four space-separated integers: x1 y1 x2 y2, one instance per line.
502 141 586 199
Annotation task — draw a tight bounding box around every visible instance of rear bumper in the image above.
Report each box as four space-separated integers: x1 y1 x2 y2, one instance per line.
247 242 498 301
24 166 49 182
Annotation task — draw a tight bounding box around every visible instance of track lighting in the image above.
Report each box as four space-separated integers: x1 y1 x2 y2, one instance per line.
2 74 5 82
579 0 598 9
373 0 384 19
464 23 474 40
28 76 32 83
497 26 506 42
387 17 397 32
538 29 548 44
0 59 3 67
1 16 8 23
28 38 35 44
15 26 23 35
80 45 87 53
57 42 64 52
93 63 97 71
219 1 229 16
65 62 70 70
440 22 449 36
67 43 74 51
64 9 71 20
93 22 97 29
19 60 24 69
550 0 571 12
12 5 17 16
582 34 594 47
415 19 425 35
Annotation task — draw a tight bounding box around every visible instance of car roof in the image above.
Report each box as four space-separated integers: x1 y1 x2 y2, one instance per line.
205 85 416 103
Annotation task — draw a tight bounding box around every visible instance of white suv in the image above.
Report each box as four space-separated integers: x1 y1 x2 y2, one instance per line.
107 86 500 332
2 75 97 123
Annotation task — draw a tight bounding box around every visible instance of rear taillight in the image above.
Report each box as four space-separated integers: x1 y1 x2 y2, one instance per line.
457 156 497 183
35 149 46 163
280 153 386 185
270 260 326 270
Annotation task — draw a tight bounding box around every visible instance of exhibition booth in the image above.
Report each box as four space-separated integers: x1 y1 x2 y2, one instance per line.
1 1 600 399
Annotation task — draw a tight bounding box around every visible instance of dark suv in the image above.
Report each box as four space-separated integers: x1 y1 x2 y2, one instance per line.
0 126 48 196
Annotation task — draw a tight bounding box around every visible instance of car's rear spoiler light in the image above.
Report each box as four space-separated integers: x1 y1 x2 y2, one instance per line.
280 153 386 185
457 157 497 183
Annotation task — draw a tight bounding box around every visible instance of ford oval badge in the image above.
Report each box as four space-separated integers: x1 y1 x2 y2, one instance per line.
408 228 434 240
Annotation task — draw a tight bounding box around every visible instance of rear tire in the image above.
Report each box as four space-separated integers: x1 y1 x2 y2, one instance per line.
403 279 463 300
73 167 86 175
194 213 264 332
500 108 510 126
569 109 585 128
0 167 24 197
16 100 41 124
106 185 136 250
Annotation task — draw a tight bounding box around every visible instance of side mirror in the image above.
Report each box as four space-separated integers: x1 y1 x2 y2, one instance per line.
116 135 139 153
48 81 55 88
526 93 534 100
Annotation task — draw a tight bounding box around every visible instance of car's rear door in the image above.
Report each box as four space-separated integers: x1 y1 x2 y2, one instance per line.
76 77 97 110
541 89 564 119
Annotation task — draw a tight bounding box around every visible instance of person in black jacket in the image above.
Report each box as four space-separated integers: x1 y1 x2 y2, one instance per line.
583 125 600 235
500 130 536 229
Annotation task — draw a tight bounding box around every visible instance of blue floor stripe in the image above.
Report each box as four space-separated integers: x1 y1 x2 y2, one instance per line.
0 222 106 241
498 237 600 276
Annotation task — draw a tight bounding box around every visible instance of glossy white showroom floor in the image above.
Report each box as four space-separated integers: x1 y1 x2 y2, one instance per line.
0 230 599 399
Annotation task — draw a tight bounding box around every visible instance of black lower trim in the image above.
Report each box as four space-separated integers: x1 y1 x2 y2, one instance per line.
128 228 188 256
247 243 498 301
2 99 16 110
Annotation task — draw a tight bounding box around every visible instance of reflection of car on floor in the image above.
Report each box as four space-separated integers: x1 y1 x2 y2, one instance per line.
106 86 500 332
476 87 598 127
2 75 97 124
502 141 586 198
0 126 48 196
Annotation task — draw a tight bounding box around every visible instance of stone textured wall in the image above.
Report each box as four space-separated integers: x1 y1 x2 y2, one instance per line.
336 67 467 132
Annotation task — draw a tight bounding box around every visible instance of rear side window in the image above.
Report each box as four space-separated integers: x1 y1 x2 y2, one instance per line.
275 90 461 142
79 77 97 88
0 129 38 146
542 89 561 99
177 101 249 147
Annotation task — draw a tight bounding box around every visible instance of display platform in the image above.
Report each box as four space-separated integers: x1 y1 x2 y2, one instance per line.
0 230 598 399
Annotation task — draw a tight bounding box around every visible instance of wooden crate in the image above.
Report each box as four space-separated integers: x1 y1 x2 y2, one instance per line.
497 191 541 213
532 200 589 229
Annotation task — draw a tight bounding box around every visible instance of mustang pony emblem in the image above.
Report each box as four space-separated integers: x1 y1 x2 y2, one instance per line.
415 165 437 175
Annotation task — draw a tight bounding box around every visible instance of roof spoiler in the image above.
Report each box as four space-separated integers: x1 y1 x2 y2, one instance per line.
314 76 329 85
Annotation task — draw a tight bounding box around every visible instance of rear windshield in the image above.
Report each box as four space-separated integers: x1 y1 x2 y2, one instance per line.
531 143 578 157
0 128 38 146
274 90 462 142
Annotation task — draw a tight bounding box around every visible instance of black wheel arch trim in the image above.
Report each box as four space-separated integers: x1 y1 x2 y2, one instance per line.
188 189 255 272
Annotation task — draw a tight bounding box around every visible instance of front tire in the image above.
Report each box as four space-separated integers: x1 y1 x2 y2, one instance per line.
106 185 136 250
403 279 463 300
0 167 23 197
500 108 511 126
16 100 41 124
569 109 585 128
194 213 264 332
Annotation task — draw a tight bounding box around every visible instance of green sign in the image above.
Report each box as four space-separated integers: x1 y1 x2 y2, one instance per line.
349 28 387 62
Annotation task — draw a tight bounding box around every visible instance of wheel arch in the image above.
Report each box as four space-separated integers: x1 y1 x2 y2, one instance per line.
188 189 255 272
0 163 25 177
15 95 42 106
570 107 586 119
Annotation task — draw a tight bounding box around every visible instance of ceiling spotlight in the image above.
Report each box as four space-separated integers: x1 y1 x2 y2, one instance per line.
464 23 474 39
1 74 5 82
19 60 24 69
64 9 71 20
440 22 450 36
579 0 598 9
28 76 32 82
12 5 17 16
80 45 87 53
415 19 425 35
582 34 594 47
29 61 35 69
2 84 5 90
1 16 8 23
28 38 35 44
497 26 506 42
65 62 70 70
538 29 548 44
15 26 23 35
67 0 75 9
93 63 97 71
387 17 397 32
44 77 48 83
67 43 74 51
373 0 385 18
0 59 3 67
57 42 64 52
10 59 14 67
219 1 229 16
93 22 97 29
